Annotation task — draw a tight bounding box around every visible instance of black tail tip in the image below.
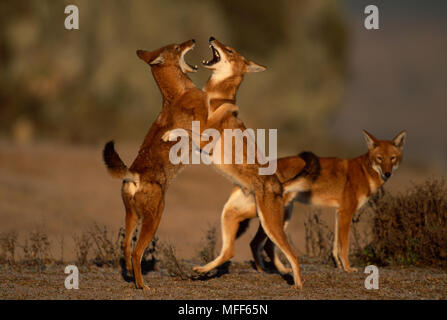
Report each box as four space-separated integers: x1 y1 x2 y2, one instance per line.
298 151 317 159
297 151 321 182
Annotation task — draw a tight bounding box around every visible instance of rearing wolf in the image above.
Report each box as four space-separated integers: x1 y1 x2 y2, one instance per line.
103 39 303 290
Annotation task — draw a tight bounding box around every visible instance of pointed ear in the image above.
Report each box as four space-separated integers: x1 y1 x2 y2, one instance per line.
136 49 164 65
363 130 378 150
246 60 266 73
393 130 407 150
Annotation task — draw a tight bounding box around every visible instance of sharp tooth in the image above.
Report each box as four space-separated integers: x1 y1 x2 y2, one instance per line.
202 60 206 64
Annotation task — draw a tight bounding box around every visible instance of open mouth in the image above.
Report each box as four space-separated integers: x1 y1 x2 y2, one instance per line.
202 44 221 67
180 45 198 73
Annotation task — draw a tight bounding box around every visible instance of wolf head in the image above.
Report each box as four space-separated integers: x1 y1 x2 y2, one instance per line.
137 39 198 73
363 130 407 182
203 36 266 81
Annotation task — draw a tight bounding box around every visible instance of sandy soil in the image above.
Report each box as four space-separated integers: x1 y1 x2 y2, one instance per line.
0 259 446 300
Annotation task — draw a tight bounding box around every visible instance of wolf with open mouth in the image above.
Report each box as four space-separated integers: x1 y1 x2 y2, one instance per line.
103 39 221 290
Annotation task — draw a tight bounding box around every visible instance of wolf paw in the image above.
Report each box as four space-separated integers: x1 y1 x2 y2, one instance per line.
136 283 153 291
192 265 209 274
278 267 292 275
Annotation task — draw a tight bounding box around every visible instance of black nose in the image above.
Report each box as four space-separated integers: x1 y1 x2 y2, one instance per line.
209 36 215 42
192 39 196 43
384 172 391 178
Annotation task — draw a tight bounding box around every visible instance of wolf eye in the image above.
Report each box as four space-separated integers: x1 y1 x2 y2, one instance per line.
376 156 383 162
391 156 397 162
226 48 233 54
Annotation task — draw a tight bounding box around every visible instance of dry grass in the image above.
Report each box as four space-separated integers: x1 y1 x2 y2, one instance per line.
72 232 91 266
197 224 217 264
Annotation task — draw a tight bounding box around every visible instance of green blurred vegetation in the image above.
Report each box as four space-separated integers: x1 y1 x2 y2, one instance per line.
0 0 348 151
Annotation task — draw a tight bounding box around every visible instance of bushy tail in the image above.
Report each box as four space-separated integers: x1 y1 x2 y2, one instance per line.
103 141 129 179
282 151 320 194
294 151 320 182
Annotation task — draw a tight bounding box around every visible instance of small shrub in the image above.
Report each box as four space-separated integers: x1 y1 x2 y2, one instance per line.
159 242 190 280
88 224 122 267
357 178 447 267
21 230 52 269
73 232 91 266
198 225 217 264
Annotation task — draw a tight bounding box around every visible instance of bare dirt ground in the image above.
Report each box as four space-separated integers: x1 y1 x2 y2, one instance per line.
1 259 446 299
0 140 446 300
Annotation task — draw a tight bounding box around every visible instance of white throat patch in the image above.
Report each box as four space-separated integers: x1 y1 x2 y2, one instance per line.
211 60 233 83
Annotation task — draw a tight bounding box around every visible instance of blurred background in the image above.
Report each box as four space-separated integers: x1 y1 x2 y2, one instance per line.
0 0 445 261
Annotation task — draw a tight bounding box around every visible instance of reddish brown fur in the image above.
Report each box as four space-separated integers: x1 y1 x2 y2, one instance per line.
211 130 406 275
104 39 303 290
189 38 304 287
103 40 220 290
